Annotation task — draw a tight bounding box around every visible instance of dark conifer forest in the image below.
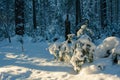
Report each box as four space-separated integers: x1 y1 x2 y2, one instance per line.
0 0 120 42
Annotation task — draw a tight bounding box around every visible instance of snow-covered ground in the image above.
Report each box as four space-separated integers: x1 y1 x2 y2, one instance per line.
0 36 120 80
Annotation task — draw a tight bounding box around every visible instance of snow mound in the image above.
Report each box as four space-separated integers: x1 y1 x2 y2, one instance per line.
94 37 120 59
5 53 18 59
80 65 98 74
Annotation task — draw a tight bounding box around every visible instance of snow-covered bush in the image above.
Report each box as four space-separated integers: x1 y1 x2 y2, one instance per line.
49 42 61 60
49 23 120 73
49 24 96 72
94 37 120 64
77 24 93 38
77 24 87 37
70 48 85 72
49 40 73 62
68 24 95 72
59 41 73 62
48 34 76 62
70 35 96 72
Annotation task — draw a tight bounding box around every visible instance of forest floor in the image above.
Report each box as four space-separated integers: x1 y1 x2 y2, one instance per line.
0 36 120 80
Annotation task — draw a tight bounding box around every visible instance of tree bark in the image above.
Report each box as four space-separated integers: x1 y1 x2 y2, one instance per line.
100 0 107 28
6 0 11 43
65 14 70 40
76 0 81 26
33 0 37 29
15 0 24 36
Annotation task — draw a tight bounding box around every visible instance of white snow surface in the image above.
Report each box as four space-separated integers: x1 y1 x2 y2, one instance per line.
0 36 120 80
94 37 120 59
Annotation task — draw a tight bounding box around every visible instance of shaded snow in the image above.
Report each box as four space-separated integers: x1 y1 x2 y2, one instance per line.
0 36 120 80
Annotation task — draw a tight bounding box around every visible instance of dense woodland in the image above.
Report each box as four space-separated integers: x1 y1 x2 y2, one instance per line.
0 0 120 42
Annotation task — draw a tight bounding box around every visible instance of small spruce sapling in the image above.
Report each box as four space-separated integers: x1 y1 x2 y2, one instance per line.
70 24 95 72
49 23 96 73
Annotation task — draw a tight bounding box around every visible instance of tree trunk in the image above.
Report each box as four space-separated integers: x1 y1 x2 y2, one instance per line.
115 0 119 25
100 0 107 28
76 0 82 34
76 0 81 26
33 0 37 29
6 0 11 43
15 0 24 36
65 14 70 40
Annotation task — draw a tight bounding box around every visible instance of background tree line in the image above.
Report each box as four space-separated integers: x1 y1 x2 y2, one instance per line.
0 0 120 42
